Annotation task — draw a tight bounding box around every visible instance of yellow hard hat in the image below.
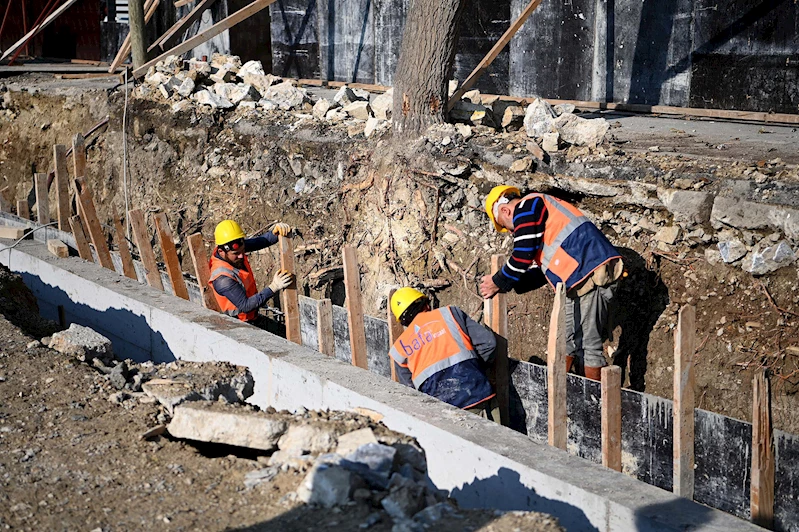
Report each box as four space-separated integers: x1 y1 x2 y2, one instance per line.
214 219 246 246
485 185 520 233
390 287 427 322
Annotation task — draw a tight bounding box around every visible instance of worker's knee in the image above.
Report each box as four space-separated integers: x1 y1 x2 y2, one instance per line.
582 350 608 369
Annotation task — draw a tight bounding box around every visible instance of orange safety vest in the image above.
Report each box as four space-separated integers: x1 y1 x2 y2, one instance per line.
389 307 478 389
522 193 622 291
208 250 258 322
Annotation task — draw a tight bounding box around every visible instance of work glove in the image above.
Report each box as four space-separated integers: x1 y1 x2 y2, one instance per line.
268 270 293 293
271 223 291 237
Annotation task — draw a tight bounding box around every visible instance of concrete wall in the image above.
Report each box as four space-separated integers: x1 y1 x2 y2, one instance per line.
270 0 799 113
0 237 760 532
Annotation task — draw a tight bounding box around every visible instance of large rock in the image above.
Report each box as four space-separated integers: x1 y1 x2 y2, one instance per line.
48 324 113 362
187 59 211 78
657 188 713 224
742 241 796 275
278 424 336 454
553 113 609 147
260 81 309 110
333 86 369 106
371 89 393 121
213 83 260 105
192 89 234 109
343 100 372 120
176 78 195 98
364 117 383 138
210 53 242 72
336 428 378 456
711 196 799 240
296 463 356 507
717 239 747 263
344 443 397 489
241 73 280 96
238 60 265 77
167 401 287 451
313 98 334 119
654 225 680 245
501 105 526 130
144 71 171 87
523 98 557 138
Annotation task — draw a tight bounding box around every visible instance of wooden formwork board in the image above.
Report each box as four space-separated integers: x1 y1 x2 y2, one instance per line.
153 213 189 300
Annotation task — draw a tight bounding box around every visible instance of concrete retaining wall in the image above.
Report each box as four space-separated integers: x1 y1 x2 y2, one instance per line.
0 237 759 532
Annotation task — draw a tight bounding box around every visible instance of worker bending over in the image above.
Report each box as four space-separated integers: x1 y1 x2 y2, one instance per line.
389 287 500 422
209 219 294 324
481 185 624 381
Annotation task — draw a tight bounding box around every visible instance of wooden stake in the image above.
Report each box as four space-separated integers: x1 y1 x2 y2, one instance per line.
153 213 189 300
16 199 30 220
342 246 368 369
34 173 49 224
279 235 301 345
112 207 137 280
186 232 221 311
486 254 509 426
133 0 278 78
128 209 163 290
47 239 69 258
53 144 71 231
69 215 94 261
673 305 696 498
74 177 114 271
316 298 334 357
108 0 161 72
72 133 87 219
0 186 11 212
751 369 775 528
447 0 543 110
148 0 218 53
601 365 622 471
387 289 404 383
547 282 567 449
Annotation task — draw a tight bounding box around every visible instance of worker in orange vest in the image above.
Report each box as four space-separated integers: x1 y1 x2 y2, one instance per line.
389 287 500 422
208 219 293 324
481 185 624 381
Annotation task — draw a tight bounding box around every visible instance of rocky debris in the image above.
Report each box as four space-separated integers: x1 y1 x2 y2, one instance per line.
141 360 254 414
657 188 713 224
313 98 335 119
654 225 680 245
343 100 372 120
742 241 796 275
717 238 748 264
450 101 495 128
48 324 113 363
192 89 234 110
168 401 288 451
542 132 560 152
523 98 557 138
260 80 310 111
711 196 799 241
334 86 370 106
371 89 393 120
553 112 610 148
278 423 337 454
210 52 242 72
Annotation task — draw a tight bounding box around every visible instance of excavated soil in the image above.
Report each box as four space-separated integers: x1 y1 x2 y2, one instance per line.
0 75 798 436
0 268 562 532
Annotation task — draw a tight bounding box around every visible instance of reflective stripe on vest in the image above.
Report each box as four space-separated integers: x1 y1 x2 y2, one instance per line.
389 307 477 389
208 250 258 321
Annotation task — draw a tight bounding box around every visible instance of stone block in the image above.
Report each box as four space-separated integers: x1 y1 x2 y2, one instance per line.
450 101 495 128
553 103 576 116
210 53 242 72
176 78 195 98
657 188 713 224
239 60 265 77
48 323 113 362
381 475 425 520
542 132 560 152
241 73 279 96
501 105 525 130
167 401 287 451
711 196 799 240
209 68 236 84
364 117 383 138
326 108 348 122
462 89 481 104
260 81 309 110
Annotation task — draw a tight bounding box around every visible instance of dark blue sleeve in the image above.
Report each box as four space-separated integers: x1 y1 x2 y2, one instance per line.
244 232 278 252
212 276 275 314
394 361 414 388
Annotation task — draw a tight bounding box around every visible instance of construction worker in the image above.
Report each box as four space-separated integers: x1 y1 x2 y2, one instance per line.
480 185 624 381
209 219 294 324
388 287 500 422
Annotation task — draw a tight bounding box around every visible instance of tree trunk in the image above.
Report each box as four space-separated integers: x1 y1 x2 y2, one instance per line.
128 0 147 69
392 0 465 137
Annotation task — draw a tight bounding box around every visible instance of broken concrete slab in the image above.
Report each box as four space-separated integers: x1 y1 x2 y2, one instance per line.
657 188 714 224
48 324 113 362
167 401 287 451
553 113 609 147
711 196 799 240
278 423 337 454
192 89 234 110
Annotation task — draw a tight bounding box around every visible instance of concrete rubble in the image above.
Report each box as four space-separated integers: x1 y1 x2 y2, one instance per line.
48 323 114 363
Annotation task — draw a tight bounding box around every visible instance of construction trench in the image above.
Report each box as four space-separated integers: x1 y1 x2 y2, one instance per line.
0 63 798 529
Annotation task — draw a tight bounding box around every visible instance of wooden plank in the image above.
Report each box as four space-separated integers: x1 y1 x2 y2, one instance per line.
74 177 114 271
108 0 160 72
316 298 334 357
0 226 25 239
34 173 49 224
16 199 30 220
601 365 622 472
47 239 69 258
128 209 163 290
187 232 221 311
112 207 137 280
133 0 278 78
387 289 404 382
53 144 71 232
279 235 301 344
68 215 94 261
342 245 368 369
153 213 189 300
0 0 81 61
72 133 87 219
488 254 509 426
673 304 696 499
174 0 196 7
447 0 543 111
547 282 567 449
751 369 775 528
149 0 218 53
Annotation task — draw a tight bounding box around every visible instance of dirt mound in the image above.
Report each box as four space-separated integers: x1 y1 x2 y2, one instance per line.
0 264 60 338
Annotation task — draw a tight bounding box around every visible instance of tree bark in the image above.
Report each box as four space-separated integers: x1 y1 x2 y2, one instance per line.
392 0 465 137
128 0 148 69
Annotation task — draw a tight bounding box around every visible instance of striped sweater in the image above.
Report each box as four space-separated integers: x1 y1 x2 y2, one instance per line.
491 196 548 293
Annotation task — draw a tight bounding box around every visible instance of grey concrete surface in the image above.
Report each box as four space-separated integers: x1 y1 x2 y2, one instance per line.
0 236 762 532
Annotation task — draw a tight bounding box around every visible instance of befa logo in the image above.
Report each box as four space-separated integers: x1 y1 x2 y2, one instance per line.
399 325 435 357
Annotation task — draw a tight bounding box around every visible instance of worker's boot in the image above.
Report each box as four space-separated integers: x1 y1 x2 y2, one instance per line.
584 366 603 382
565 355 575 373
